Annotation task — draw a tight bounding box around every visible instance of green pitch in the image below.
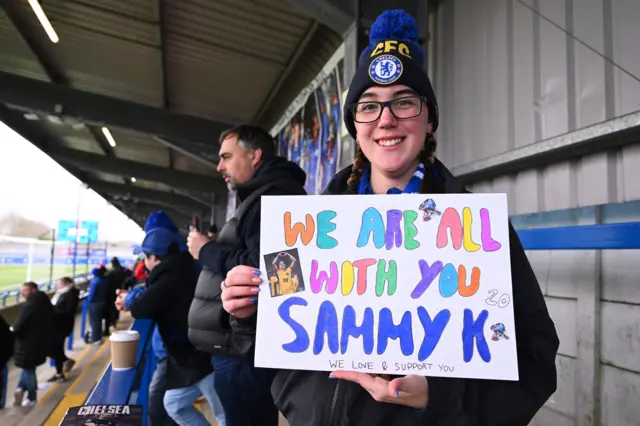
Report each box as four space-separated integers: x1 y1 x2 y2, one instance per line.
0 265 82 290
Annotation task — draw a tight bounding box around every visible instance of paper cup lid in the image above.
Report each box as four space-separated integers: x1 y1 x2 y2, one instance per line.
110 330 140 342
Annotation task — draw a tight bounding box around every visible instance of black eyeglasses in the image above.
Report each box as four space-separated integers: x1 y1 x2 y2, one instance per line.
351 96 427 123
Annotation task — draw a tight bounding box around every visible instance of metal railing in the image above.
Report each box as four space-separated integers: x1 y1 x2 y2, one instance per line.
0 235 109 295
85 318 156 413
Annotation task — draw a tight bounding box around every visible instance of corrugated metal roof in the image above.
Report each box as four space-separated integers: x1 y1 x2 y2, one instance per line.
166 32 281 122
0 0 344 227
91 171 128 184
133 179 176 193
164 0 312 122
36 114 103 154
70 0 158 21
259 24 343 128
0 8 48 81
110 129 170 167
167 0 305 64
171 150 217 176
42 0 163 106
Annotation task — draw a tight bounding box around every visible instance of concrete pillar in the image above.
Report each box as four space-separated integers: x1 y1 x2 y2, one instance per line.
576 206 602 426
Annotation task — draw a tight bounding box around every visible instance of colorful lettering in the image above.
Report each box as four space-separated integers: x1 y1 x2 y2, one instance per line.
341 261 355 296
376 259 397 296
411 260 444 299
284 212 315 247
313 301 339 355
416 308 451 361
377 308 414 356
278 297 310 353
462 309 491 363
279 301 457 361
457 265 481 297
439 263 458 298
357 208 385 249
480 208 502 252
310 260 338 294
462 207 481 252
436 208 463 250
317 210 338 249
353 259 376 295
370 40 412 58
386 209 403 250
403 210 420 250
340 305 374 355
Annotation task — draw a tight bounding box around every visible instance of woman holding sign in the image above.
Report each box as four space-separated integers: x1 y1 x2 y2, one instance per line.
221 9 559 426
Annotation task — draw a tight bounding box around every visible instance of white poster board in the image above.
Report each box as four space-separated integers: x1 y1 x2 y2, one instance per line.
255 194 518 381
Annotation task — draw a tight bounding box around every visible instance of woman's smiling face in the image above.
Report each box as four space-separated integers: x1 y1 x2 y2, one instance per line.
354 84 432 177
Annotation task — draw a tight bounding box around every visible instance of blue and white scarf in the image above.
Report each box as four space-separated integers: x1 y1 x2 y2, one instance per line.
358 162 425 195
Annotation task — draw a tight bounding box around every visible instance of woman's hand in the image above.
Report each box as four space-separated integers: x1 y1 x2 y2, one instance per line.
329 371 428 410
220 265 261 318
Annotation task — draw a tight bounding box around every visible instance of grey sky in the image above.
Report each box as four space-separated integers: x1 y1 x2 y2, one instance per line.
0 120 144 242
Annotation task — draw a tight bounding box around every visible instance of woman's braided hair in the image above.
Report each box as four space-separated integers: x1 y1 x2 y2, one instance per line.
347 133 442 194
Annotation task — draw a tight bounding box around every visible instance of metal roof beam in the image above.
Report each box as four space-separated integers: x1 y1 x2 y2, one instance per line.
154 136 219 169
85 179 213 210
48 147 226 193
1 0 116 158
0 71 231 145
109 198 192 228
285 0 353 36
253 21 319 123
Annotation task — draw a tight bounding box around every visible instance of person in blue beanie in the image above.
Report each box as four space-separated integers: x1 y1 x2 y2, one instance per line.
117 211 222 426
219 9 559 426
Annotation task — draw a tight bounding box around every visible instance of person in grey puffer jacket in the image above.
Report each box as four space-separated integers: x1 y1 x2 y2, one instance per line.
187 124 306 426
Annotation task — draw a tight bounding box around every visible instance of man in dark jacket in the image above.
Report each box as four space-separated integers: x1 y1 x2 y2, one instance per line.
126 227 225 425
86 266 109 344
0 314 14 409
11 282 55 406
104 257 130 333
187 124 306 426
48 276 80 382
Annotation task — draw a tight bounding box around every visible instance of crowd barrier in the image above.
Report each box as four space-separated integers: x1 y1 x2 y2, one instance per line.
2 222 639 421
0 273 91 308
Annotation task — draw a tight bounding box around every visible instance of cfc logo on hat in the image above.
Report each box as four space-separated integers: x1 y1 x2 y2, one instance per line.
369 55 403 85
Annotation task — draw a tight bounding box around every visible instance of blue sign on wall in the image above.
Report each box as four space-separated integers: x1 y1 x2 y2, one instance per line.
57 220 99 244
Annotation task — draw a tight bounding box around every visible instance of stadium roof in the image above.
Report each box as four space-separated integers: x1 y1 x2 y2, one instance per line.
0 0 343 228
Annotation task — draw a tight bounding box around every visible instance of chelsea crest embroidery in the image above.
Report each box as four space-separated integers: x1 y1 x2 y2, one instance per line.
369 54 403 85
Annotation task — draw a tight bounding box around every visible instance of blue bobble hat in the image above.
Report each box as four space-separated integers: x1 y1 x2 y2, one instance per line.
134 210 188 255
343 10 439 138
136 227 179 257
144 210 178 233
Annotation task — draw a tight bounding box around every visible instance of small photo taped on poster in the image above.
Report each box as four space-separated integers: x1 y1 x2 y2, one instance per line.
264 248 305 297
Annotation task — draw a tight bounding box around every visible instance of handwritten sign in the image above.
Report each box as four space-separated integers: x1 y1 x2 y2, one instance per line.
255 194 518 381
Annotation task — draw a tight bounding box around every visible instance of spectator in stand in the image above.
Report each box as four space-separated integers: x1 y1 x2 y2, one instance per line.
118 226 225 426
103 258 129 335
48 277 80 382
87 266 109 345
134 258 149 280
11 282 55 407
121 258 147 290
206 225 218 241
219 9 559 426
187 124 306 426
109 257 132 288
114 211 206 426
0 315 14 409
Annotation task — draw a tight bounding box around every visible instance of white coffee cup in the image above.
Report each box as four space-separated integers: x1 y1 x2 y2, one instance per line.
110 330 140 371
